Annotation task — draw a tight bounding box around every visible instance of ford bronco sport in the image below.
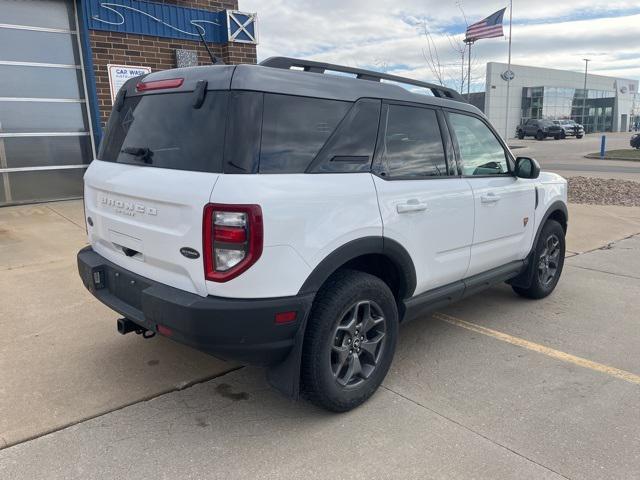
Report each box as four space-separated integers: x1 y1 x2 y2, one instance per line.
78 57 568 412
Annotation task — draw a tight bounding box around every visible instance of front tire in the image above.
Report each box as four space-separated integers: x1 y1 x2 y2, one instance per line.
517 131 525 140
513 220 565 299
536 130 544 141
301 270 398 412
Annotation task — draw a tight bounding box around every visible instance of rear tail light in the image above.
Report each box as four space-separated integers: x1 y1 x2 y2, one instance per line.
203 204 263 282
136 78 184 92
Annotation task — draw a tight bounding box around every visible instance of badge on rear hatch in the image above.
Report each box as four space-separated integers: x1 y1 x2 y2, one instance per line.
180 247 200 259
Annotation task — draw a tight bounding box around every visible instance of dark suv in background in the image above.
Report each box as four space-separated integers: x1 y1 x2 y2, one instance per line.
517 119 564 140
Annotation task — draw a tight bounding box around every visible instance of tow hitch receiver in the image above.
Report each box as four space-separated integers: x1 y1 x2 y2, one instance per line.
117 318 155 339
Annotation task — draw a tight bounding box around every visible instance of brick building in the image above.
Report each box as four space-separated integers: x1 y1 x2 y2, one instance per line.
0 0 258 206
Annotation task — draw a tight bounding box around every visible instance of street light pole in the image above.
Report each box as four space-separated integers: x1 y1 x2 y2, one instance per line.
582 58 590 132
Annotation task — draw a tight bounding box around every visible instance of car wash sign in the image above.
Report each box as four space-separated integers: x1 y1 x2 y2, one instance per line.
84 0 257 44
107 64 151 103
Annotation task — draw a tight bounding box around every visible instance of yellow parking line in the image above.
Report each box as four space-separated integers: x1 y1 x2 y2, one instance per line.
433 312 640 386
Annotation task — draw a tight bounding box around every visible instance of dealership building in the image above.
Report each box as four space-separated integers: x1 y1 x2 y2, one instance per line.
471 62 639 139
0 0 257 206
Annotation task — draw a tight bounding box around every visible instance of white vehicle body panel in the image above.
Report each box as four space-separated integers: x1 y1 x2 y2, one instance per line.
534 172 568 232
84 160 218 296
465 176 537 277
373 176 474 295
204 173 382 298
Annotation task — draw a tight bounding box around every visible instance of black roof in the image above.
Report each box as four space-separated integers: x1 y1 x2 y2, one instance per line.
133 58 481 115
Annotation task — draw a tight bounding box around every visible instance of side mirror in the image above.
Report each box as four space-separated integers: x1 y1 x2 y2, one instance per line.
514 157 540 179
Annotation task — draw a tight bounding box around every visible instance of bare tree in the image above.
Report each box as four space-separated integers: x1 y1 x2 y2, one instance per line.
419 1 480 94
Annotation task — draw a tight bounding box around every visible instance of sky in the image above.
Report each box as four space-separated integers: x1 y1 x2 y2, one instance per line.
241 0 640 92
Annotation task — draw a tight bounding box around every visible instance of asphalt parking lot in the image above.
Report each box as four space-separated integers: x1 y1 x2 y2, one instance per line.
2 185 640 477
511 132 640 181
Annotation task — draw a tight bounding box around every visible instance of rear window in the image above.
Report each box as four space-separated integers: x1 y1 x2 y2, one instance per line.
98 91 228 173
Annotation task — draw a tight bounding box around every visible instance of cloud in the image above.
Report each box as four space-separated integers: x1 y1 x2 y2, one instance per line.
243 0 640 90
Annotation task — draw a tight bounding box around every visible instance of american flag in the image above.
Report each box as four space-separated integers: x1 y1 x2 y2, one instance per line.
465 8 506 42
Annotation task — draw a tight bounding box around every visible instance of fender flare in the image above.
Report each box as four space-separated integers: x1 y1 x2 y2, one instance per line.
267 236 417 399
509 200 568 289
532 200 568 249
297 236 417 298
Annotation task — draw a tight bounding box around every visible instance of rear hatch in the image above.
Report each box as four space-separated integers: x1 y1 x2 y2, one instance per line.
84 67 234 296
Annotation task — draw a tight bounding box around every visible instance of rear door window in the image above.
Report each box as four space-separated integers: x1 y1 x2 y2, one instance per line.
99 91 228 173
259 94 351 173
380 104 447 178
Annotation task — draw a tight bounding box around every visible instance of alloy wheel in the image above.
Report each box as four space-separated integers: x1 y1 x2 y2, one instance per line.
330 300 386 387
538 234 561 286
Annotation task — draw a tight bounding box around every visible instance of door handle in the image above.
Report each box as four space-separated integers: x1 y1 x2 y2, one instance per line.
397 200 428 214
480 193 501 204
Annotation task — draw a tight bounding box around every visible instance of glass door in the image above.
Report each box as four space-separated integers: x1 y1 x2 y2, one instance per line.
0 0 95 205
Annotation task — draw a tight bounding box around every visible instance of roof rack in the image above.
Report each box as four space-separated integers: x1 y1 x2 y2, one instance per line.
259 56 466 103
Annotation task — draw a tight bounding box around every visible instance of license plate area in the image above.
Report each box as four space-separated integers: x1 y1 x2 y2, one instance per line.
106 268 149 311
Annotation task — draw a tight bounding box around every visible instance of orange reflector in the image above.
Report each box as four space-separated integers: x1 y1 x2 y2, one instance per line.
275 311 297 325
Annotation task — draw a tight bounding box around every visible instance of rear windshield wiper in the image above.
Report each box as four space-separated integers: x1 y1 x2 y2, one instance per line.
121 146 154 164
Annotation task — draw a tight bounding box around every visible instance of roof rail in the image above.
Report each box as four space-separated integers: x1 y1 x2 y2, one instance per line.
259 56 466 103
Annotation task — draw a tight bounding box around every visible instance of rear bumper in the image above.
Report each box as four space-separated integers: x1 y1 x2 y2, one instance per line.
77 246 313 366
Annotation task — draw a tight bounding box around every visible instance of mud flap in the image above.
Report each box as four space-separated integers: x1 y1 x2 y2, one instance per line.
265 308 311 399
507 252 535 289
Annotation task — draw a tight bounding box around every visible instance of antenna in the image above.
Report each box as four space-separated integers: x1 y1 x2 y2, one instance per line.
196 28 224 65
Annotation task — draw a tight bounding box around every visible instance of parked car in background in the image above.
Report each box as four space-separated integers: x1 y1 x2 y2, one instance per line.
516 119 564 140
553 119 584 139
631 133 640 149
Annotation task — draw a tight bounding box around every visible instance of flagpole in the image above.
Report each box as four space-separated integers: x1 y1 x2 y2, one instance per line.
504 0 513 140
466 40 473 101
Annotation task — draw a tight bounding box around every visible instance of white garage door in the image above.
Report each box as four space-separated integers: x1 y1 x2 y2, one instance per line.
0 0 94 205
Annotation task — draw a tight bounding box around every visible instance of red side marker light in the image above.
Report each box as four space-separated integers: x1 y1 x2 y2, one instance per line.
275 311 297 325
136 78 184 92
157 324 173 337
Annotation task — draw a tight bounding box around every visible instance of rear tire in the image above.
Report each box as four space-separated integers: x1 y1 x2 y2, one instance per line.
301 270 398 412
517 131 525 140
536 130 544 141
513 220 565 299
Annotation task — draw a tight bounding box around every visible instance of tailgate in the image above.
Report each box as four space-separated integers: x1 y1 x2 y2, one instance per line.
85 160 218 296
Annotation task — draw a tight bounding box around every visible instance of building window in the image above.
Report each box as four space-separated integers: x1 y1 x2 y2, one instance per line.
520 86 615 134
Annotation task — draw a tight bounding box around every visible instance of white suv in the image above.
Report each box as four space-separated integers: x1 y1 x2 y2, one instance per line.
78 57 568 412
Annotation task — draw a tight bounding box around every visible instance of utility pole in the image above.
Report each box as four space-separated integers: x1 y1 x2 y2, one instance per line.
582 58 590 132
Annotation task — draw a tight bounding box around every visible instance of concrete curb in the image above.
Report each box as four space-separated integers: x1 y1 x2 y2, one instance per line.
584 153 640 162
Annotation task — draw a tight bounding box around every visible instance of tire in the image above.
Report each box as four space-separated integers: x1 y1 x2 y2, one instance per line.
576 135 583 139
560 131 566 139
512 219 565 299
554 134 560 140
536 130 544 141
301 269 398 412
517 132 525 140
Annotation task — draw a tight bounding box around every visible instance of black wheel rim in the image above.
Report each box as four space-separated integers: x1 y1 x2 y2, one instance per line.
538 234 561 286
330 300 386 388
